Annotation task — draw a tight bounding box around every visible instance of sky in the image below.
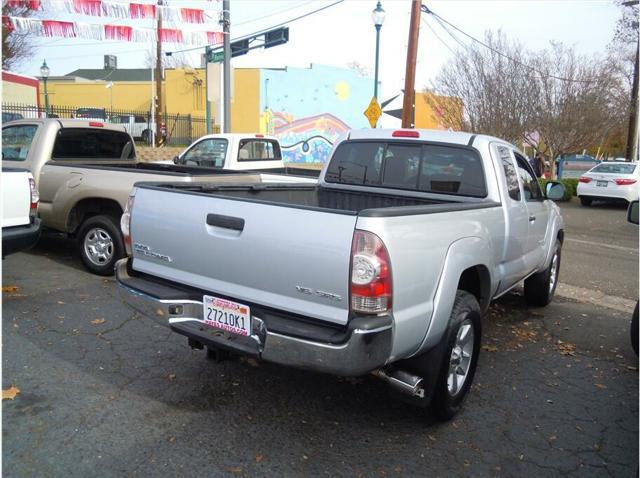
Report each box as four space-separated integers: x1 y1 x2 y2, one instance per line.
16 0 622 104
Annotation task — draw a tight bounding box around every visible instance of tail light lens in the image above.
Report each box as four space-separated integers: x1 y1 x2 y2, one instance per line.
121 187 136 256
615 178 637 186
578 177 592 183
350 230 392 314
28 178 39 221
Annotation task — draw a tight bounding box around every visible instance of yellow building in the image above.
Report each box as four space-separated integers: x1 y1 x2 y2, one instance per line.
415 92 463 130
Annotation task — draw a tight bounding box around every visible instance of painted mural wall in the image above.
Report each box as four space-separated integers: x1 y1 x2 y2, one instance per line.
259 64 372 163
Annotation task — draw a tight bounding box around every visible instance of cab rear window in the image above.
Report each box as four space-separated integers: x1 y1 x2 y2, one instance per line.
52 128 134 160
324 141 487 197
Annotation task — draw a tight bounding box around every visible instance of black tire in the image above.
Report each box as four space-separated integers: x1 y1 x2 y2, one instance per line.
77 215 124 276
631 301 638 356
524 239 562 307
580 196 592 206
431 290 482 421
141 129 151 144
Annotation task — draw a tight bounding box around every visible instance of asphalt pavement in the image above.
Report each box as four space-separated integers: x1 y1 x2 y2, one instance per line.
2 198 638 477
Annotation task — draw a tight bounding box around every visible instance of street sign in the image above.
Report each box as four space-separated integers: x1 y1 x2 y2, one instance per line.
212 50 224 63
364 96 382 128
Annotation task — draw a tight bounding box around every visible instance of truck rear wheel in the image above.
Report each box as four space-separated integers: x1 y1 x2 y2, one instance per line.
524 239 561 307
431 290 481 421
77 215 124 276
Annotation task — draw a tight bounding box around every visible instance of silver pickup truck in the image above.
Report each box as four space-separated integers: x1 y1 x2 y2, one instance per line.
1 119 317 275
116 129 566 420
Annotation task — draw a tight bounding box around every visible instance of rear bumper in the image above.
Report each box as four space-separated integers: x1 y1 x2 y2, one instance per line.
115 258 393 376
577 184 639 202
2 218 41 257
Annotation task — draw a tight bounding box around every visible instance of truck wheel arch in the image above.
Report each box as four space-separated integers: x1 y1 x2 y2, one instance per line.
458 265 491 314
414 236 496 355
67 198 124 234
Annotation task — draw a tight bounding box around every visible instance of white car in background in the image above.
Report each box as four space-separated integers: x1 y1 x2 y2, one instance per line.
577 161 639 206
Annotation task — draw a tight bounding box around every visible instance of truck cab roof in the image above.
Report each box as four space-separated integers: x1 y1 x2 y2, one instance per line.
5 118 127 133
345 128 514 149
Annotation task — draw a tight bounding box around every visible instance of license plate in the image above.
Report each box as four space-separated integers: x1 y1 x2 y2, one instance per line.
596 180 607 187
203 295 251 337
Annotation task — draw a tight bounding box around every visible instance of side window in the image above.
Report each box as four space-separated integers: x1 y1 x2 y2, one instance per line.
497 146 520 201
237 139 280 162
182 139 228 167
2 124 38 161
514 153 542 201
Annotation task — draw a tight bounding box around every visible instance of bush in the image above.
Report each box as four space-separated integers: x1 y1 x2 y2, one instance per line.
538 178 577 201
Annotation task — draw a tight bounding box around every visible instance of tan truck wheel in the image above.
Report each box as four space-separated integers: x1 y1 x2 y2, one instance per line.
77 215 125 276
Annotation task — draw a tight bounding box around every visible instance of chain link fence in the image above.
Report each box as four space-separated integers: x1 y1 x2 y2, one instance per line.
2 103 207 146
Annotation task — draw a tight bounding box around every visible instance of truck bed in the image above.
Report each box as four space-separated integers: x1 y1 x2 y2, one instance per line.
137 183 499 217
50 161 258 177
50 162 321 178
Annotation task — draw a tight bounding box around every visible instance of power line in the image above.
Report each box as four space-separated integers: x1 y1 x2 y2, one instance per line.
421 4 598 84
167 0 345 55
229 0 317 27
420 17 456 56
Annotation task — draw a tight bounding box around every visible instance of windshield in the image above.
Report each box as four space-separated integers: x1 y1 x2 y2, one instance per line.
325 141 487 197
179 138 228 168
590 163 637 174
76 108 106 119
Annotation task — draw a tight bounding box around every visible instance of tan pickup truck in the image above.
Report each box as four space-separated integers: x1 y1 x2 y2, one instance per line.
1 119 313 275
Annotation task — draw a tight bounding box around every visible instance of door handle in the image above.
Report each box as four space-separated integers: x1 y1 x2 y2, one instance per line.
529 215 536 222
206 213 245 232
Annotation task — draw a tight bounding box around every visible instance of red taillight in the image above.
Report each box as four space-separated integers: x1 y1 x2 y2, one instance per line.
28 178 38 220
615 178 637 186
89 122 104 127
255 134 264 138
392 130 420 138
350 230 392 314
121 188 136 256
578 177 592 183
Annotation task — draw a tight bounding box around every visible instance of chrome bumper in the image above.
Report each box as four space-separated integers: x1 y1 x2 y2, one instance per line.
115 259 392 376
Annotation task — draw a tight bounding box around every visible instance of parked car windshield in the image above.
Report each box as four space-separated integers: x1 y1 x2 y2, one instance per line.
76 108 106 119
590 163 637 174
325 141 487 197
52 128 134 160
179 138 228 168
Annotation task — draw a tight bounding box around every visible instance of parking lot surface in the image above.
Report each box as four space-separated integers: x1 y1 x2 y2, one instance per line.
2 199 638 477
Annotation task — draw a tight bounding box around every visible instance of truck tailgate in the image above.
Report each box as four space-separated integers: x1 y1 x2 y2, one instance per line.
2 170 31 228
130 187 357 325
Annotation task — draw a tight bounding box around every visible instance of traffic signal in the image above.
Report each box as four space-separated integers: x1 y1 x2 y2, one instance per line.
264 27 289 48
230 39 249 58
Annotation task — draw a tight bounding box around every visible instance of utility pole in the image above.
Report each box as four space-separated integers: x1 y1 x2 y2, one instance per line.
401 0 421 128
222 0 231 133
155 0 163 146
626 42 639 161
205 46 212 134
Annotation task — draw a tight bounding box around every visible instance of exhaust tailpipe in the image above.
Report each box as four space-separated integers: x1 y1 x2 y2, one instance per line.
374 368 425 398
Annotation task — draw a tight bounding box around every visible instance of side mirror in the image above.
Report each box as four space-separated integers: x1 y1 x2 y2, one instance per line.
545 181 566 201
628 200 639 225
173 156 180 164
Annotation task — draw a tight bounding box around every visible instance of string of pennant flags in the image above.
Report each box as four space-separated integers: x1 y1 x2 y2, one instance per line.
3 16 225 44
4 0 220 23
